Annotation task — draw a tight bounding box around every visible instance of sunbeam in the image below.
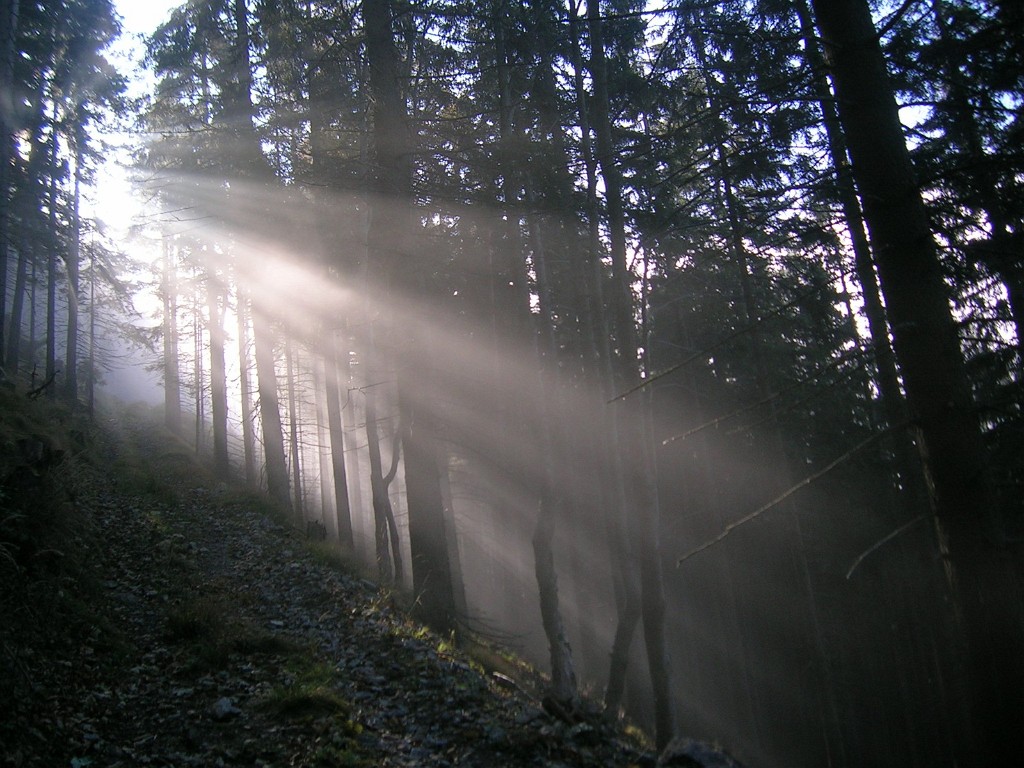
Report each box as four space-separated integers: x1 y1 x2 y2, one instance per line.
6 0 1017 764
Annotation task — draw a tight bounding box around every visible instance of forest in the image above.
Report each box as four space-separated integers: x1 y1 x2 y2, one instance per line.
1 0 1022 766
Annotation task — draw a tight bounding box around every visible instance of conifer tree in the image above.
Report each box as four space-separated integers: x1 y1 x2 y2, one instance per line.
811 1 1024 763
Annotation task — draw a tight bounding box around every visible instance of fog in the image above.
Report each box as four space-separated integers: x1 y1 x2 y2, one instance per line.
110 169 968 768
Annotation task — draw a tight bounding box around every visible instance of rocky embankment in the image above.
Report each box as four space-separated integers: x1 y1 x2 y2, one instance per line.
1 410 653 767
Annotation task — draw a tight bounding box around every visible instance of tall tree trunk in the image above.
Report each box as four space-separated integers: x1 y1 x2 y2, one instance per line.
252 304 291 509
207 267 229 477
64 116 83 404
286 335 304 521
533 493 579 711
339 325 365 545
162 236 182 435
5 237 28 372
86 241 95 415
515 1 593 714
491 0 533 336
563 0 639 714
304 2 358 548
363 371 397 582
689 20 840 756
193 270 205 453
3 98 43 374
0 0 20 366
399 389 456 629
230 0 290 509
363 0 457 632
27 252 36 374
45 121 57 399
524 173 581 712
314 356 337 536
324 328 354 547
798 2 942 760
795 0 925 510
236 285 257 486
587 0 675 748
811 2 1024 764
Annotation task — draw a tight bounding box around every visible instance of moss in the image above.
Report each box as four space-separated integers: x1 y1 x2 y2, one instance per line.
144 509 170 535
622 723 652 748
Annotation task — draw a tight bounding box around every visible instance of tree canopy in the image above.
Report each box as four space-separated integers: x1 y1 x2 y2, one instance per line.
2 1 1021 766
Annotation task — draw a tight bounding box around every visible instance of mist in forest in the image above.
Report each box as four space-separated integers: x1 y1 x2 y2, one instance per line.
137 171 968 768
6 0 1019 765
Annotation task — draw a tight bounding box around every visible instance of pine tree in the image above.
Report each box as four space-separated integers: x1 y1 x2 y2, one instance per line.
811 1 1024 763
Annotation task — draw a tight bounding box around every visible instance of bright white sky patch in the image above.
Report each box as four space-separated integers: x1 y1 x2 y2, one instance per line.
117 0 178 36
77 2 182 404
90 1 180 237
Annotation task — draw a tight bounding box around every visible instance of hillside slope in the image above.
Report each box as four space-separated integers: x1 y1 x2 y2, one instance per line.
1 402 653 767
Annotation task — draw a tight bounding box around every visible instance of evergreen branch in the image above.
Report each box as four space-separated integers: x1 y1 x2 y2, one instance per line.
724 358 867 438
663 346 873 446
875 0 920 41
611 270 854 403
676 427 896 567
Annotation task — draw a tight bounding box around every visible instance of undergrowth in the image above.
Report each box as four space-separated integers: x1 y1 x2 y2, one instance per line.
260 656 353 721
0 386 113 728
163 589 300 672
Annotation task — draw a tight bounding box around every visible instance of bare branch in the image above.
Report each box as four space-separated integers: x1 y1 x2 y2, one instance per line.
845 514 927 580
27 369 60 400
676 426 897 567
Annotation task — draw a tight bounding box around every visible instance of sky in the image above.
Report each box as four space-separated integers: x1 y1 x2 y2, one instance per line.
85 1 181 404
90 1 179 233
108 0 179 93
115 0 178 46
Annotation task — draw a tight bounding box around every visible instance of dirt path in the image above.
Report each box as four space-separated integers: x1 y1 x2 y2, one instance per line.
2 415 651 768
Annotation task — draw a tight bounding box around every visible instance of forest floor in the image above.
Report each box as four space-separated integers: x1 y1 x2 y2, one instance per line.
0 405 654 767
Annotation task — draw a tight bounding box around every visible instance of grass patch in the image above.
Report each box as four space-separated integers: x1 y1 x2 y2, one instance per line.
310 742 376 768
218 486 291 525
98 401 216 505
164 597 301 670
306 540 364 576
164 599 225 643
109 448 215 508
109 453 185 507
164 598 233 669
461 634 542 693
0 386 74 466
260 658 353 722
263 684 352 720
